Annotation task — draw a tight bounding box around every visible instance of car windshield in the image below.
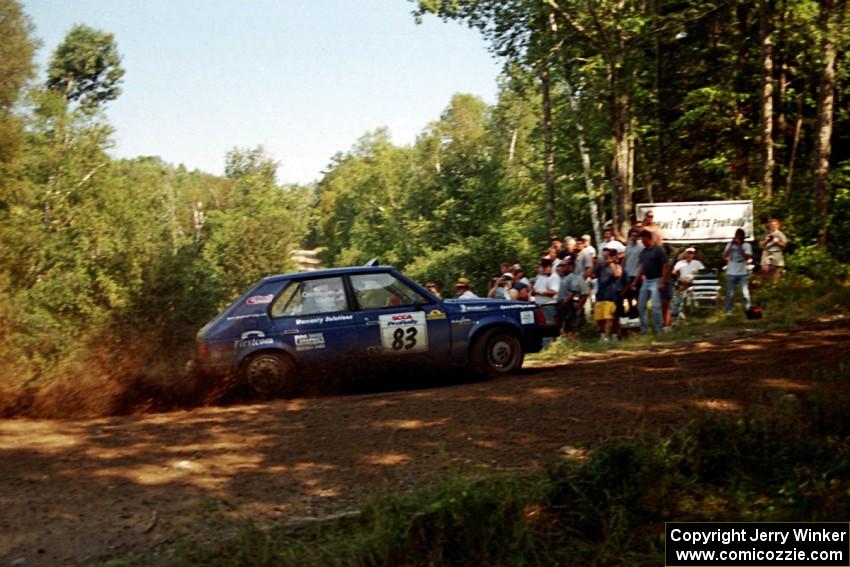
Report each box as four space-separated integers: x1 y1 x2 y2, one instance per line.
350 273 429 310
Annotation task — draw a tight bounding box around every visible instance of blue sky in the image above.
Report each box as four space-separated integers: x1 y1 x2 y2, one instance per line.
22 0 502 184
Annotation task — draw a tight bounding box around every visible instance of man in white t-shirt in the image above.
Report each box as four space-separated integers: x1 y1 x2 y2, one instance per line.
673 247 705 285
533 258 560 326
573 235 595 279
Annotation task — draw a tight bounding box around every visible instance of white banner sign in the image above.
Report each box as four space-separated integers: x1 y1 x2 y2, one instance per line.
635 201 754 243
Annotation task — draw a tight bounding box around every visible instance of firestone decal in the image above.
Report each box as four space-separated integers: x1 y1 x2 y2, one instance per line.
246 294 274 305
460 304 488 312
235 330 274 349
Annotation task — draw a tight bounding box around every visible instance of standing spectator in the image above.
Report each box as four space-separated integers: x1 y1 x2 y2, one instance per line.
512 281 531 301
623 228 644 315
455 277 478 299
672 248 705 286
574 234 596 279
563 236 577 257
425 281 443 299
488 273 514 299
556 259 589 337
722 228 753 314
533 258 560 326
644 210 664 245
625 229 669 335
512 264 531 287
593 247 623 341
760 218 788 282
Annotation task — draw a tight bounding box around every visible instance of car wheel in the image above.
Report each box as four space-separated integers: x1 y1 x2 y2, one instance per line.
471 329 524 376
242 352 296 396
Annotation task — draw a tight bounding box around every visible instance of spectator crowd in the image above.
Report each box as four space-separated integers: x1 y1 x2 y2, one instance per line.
446 215 787 342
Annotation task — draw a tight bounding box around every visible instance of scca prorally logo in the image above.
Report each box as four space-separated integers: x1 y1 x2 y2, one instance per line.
392 313 414 321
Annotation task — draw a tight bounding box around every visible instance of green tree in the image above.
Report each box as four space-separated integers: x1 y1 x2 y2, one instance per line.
46 24 125 109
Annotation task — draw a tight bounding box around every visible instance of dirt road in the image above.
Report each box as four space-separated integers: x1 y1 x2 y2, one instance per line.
2 319 849 566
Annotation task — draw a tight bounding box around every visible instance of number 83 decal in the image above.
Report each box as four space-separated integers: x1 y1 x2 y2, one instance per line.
391 327 418 350
378 312 428 353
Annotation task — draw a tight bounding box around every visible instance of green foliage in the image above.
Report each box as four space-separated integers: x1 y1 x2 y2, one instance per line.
46 23 125 109
0 0 37 111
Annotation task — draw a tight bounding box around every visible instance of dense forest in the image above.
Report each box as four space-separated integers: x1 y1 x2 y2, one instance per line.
0 0 848 392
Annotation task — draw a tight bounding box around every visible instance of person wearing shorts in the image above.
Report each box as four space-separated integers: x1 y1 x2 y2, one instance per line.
759 218 787 282
592 247 622 341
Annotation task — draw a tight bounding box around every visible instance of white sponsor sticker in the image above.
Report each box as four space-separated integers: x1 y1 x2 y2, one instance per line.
378 311 428 353
246 294 274 305
294 314 354 325
520 311 535 325
294 333 326 351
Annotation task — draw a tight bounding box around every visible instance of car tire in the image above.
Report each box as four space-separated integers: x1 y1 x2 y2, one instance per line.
471 328 524 376
242 351 296 396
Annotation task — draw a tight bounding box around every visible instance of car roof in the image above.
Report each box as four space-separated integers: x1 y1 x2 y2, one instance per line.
261 265 397 283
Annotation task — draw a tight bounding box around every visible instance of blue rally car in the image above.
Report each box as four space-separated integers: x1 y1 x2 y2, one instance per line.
195 265 558 394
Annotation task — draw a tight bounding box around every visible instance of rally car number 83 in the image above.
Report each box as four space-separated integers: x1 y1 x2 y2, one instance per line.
195 264 558 394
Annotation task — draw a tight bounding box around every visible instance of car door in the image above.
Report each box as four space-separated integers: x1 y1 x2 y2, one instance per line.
269 275 359 366
348 272 451 363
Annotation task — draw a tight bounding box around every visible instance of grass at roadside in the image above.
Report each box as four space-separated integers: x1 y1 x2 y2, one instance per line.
104 365 850 567
529 280 850 362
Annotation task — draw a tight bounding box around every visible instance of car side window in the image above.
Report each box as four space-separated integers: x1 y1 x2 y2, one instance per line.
270 277 348 317
350 273 430 310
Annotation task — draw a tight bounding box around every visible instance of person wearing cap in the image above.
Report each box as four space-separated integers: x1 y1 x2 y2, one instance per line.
425 281 443 299
511 264 531 287
575 234 596 279
488 272 514 300
533 258 560 329
672 248 705 286
455 277 478 299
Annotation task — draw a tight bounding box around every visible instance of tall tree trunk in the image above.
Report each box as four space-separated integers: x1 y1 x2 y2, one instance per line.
609 63 633 237
508 128 518 164
784 96 804 200
760 0 775 199
540 62 556 238
651 0 667 196
814 0 839 244
565 82 602 246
